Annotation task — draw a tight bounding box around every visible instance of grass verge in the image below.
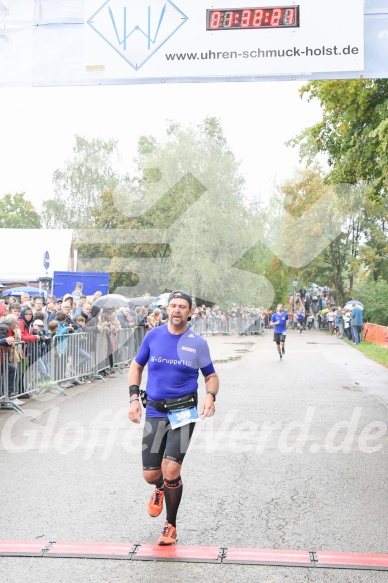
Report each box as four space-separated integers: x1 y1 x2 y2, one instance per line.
343 338 388 368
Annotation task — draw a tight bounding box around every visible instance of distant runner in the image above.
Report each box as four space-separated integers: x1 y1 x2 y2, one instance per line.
270 304 289 360
297 307 305 334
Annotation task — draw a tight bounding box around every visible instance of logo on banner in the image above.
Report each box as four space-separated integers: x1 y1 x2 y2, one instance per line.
88 0 188 71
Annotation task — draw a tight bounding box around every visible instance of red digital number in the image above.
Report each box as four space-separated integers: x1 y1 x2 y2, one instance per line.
209 11 222 29
208 6 298 30
252 9 263 27
241 9 251 27
224 11 234 27
271 8 282 26
285 8 296 25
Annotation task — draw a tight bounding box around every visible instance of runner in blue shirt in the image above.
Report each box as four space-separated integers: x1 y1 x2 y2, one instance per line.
128 290 219 545
297 307 305 334
270 304 289 359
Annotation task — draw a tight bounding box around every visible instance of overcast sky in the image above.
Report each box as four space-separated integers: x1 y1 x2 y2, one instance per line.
0 80 322 212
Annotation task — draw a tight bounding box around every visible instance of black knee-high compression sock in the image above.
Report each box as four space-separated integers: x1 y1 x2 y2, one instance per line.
164 476 183 527
149 474 164 490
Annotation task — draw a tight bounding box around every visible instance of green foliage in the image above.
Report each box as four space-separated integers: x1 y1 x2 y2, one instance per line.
352 278 388 326
135 117 259 304
286 80 388 298
76 185 170 292
42 135 128 229
0 193 42 228
292 79 388 200
77 117 272 305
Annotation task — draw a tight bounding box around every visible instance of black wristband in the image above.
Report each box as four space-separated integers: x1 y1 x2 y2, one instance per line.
206 391 217 402
129 384 140 397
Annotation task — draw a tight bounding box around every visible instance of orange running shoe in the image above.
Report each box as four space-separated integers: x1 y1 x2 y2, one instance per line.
157 521 177 545
147 487 164 518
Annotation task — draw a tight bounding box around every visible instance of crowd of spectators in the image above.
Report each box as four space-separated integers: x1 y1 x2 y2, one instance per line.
287 284 364 343
0 291 140 406
1 285 365 407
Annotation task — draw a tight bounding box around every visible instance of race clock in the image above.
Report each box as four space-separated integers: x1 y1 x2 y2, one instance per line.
207 6 300 30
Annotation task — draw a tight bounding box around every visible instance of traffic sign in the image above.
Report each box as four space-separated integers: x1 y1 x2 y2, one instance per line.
43 251 50 270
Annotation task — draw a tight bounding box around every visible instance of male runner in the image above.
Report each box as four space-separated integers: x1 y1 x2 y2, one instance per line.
128 290 219 545
270 304 289 359
296 307 305 334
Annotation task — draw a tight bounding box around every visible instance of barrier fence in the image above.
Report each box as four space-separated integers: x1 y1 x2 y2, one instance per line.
190 315 265 336
0 326 146 413
2 316 385 414
0 315 264 413
363 323 388 348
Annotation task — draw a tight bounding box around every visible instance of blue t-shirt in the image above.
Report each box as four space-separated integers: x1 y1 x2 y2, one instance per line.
270 311 288 333
135 325 215 417
297 310 304 321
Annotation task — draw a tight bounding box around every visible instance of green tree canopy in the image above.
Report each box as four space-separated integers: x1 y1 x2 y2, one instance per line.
42 135 128 229
352 278 388 326
291 79 388 200
76 117 274 307
287 80 388 298
0 193 42 228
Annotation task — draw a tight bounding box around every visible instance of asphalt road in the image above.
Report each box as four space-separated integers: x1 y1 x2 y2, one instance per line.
1 327 388 583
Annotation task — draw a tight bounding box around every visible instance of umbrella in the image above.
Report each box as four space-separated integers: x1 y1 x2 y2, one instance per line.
152 292 171 307
127 296 157 307
2 286 45 296
93 293 129 309
344 300 364 310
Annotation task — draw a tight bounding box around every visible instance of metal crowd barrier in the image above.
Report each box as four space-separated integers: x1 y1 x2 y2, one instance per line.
2 313 269 414
191 315 264 336
0 346 20 412
0 326 146 414
0 341 56 413
49 331 94 384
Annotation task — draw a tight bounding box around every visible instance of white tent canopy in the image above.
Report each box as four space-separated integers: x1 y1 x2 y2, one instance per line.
0 229 74 282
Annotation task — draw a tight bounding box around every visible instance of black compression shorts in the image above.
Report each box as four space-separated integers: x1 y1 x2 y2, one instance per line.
142 417 196 470
274 332 286 345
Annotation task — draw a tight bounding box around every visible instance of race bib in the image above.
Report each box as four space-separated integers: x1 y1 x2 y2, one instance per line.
167 406 199 430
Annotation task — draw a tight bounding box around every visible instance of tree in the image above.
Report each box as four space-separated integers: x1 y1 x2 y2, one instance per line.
288 80 388 297
0 193 42 228
357 194 388 283
268 166 375 304
42 135 128 229
76 118 274 307
291 79 388 201
352 278 388 326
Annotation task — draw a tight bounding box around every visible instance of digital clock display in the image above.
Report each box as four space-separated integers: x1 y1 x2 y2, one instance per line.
207 6 300 30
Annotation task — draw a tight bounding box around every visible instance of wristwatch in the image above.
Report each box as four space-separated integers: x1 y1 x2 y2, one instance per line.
206 391 217 402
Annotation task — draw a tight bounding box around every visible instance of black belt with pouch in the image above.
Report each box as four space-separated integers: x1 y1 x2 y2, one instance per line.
147 392 198 413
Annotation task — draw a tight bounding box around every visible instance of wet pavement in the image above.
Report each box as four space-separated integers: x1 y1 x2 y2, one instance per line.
1 328 387 582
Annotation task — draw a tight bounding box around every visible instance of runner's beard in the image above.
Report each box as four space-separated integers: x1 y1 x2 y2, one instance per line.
169 314 185 328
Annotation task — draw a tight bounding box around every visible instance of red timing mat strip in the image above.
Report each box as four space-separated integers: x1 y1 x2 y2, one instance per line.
0 540 387 570
224 547 312 565
46 541 134 559
316 551 388 569
133 543 222 562
0 540 50 556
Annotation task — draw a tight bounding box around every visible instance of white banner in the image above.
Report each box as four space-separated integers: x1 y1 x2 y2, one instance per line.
85 0 364 79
